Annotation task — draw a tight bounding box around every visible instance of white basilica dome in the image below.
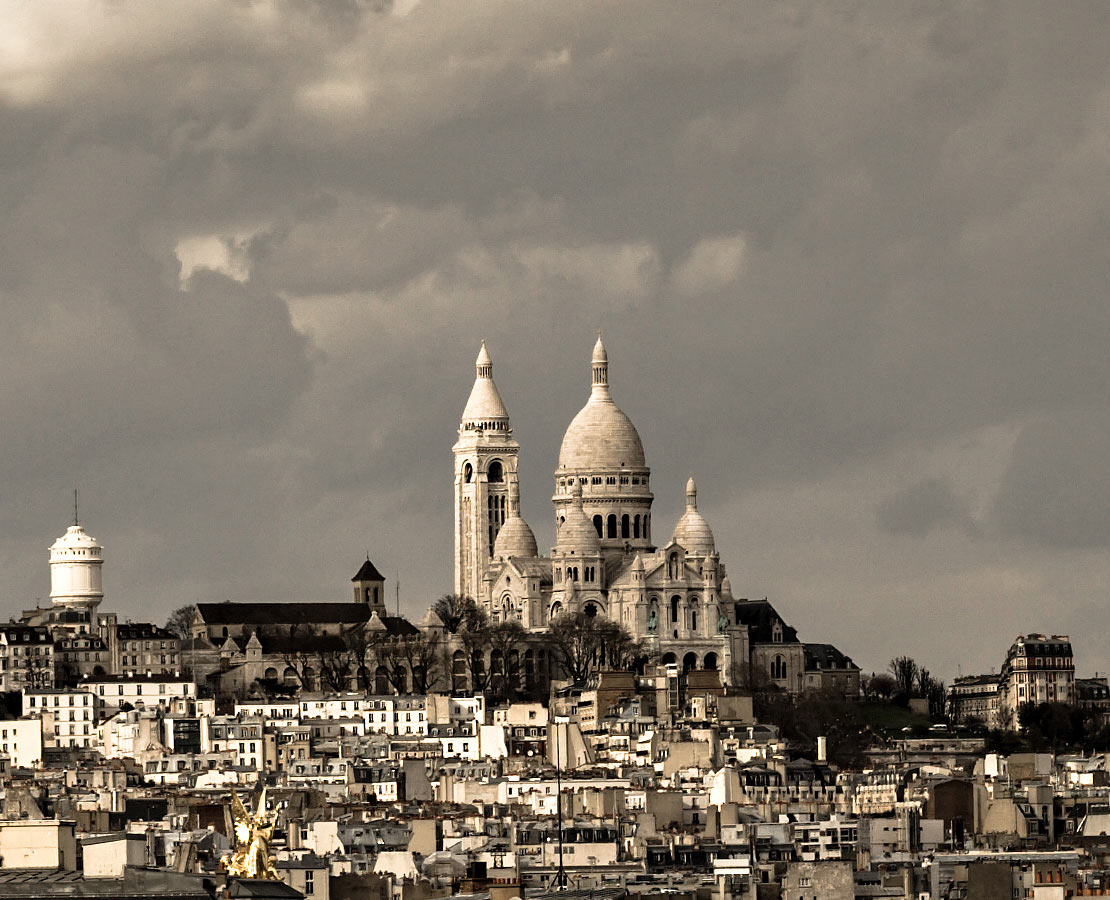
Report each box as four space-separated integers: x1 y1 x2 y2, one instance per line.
557 336 646 470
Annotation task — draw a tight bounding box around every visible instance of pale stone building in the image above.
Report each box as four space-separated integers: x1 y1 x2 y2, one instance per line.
453 338 858 691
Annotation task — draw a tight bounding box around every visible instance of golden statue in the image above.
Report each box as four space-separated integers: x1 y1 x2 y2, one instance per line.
224 787 281 880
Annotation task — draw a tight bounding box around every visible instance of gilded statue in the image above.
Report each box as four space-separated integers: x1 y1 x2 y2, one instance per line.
224 787 281 880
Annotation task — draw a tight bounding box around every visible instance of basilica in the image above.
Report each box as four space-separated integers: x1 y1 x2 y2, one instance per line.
453 338 859 694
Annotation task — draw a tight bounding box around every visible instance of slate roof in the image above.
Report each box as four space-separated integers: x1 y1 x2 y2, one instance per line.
117 622 177 641
733 599 799 644
352 558 386 582
803 642 859 672
508 557 553 583
195 602 372 627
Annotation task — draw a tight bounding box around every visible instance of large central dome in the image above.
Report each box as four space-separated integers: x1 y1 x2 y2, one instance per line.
557 336 646 470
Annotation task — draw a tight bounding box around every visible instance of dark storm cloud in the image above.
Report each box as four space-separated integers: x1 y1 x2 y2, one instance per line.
3 1 1110 678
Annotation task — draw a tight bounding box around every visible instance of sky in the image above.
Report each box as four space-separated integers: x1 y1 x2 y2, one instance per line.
2 1 1110 682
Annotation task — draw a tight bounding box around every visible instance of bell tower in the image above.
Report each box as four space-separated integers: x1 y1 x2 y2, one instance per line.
453 341 520 601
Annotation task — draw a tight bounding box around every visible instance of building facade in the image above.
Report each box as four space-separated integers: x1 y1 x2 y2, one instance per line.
998 634 1075 725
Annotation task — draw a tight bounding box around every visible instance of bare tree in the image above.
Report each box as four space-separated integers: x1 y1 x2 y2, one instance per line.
889 656 919 698
341 621 376 691
268 623 320 689
375 631 444 695
549 611 645 684
431 594 486 634
460 627 493 693
486 620 526 700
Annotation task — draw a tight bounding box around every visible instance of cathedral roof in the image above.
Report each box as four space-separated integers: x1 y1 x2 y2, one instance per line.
460 341 510 424
671 476 715 554
557 337 646 471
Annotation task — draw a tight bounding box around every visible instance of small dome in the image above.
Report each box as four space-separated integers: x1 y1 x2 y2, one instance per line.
558 338 646 470
495 519 538 559
721 575 733 599
630 553 645 575
672 476 715 554
557 481 601 554
495 510 539 561
494 481 538 559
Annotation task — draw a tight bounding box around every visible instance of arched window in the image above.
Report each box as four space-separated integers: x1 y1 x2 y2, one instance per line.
633 515 640 539
607 515 617 538
264 667 278 680
584 603 598 618
682 652 697 673
771 655 787 680
621 515 630 539
690 607 698 633
550 601 563 619
662 652 677 666
463 462 473 483
703 652 718 671
670 596 680 623
593 515 604 538
488 460 503 483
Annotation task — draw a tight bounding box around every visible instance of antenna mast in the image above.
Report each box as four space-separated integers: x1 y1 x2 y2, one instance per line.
73 488 79 526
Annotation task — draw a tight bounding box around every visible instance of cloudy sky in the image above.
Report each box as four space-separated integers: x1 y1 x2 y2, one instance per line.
3 1 1109 681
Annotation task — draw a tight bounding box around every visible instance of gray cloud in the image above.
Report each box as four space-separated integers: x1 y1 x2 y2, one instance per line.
993 410 1110 549
3 2 1110 678
875 477 975 538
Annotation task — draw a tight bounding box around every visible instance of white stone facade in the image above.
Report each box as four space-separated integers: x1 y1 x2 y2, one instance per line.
453 338 746 681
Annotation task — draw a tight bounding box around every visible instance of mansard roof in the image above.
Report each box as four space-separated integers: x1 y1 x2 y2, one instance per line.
733 599 799 644
195 602 373 627
803 642 859 672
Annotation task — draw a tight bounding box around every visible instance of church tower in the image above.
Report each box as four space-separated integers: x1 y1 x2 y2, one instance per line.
453 342 520 601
